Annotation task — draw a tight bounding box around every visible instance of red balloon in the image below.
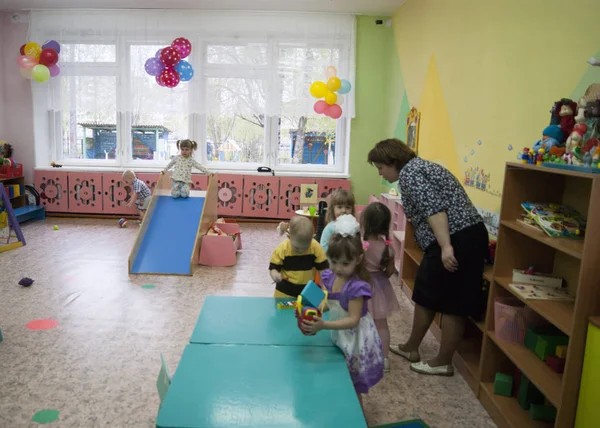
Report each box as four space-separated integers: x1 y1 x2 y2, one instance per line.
155 75 165 87
171 37 192 59
159 47 181 68
159 68 180 88
19 44 26 55
39 48 59 67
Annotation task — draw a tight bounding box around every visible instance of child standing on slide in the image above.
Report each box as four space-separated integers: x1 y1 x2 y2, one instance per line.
319 189 356 253
161 139 212 199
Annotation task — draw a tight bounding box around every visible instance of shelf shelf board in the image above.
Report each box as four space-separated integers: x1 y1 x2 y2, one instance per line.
391 230 405 242
496 277 573 336
469 316 485 333
483 265 493 282
404 247 423 265
455 337 481 378
488 331 562 408
501 220 584 260
507 161 598 179
480 382 554 428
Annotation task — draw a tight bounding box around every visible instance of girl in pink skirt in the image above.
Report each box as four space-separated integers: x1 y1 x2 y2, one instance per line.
361 202 400 373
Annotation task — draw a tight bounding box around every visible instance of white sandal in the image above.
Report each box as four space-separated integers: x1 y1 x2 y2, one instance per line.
389 345 420 362
410 361 454 376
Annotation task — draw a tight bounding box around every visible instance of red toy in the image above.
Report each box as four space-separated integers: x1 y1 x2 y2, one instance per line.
296 306 322 336
546 354 565 373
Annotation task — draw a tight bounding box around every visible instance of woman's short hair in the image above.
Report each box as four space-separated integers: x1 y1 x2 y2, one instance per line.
367 138 416 171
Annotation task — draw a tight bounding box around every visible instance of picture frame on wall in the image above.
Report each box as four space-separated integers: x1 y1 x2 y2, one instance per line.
406 107 421 153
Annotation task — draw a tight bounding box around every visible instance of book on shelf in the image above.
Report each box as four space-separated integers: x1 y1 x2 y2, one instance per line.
508 283 575 302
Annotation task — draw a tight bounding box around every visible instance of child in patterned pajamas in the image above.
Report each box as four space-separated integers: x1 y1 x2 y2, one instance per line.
161 139 211 198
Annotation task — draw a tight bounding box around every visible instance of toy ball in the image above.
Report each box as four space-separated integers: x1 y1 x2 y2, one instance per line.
53 225 59 230
118 218 128 228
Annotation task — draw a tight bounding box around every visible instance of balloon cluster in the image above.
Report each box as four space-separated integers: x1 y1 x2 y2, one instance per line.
145 37 194 88
17 40 61 83
309 66 352 120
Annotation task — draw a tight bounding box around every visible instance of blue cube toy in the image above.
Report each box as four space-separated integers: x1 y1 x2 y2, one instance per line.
300 280 325 309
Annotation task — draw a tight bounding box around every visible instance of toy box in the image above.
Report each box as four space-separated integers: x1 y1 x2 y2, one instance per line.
511 269 563 288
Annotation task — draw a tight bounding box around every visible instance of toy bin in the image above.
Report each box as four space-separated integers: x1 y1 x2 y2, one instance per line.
494 297 545 344
0 164 23 178
198 222 242 267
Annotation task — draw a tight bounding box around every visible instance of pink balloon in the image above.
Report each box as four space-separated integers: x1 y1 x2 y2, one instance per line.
49 64 60 77
156 75 166 87
17 55 37 69
326 104 343 119
314 100 328 114
171 37 192 59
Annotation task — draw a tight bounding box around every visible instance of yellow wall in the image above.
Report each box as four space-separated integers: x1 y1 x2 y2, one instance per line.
391 0 600 214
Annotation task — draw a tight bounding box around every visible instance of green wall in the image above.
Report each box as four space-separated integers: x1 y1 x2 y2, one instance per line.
349 16 398 204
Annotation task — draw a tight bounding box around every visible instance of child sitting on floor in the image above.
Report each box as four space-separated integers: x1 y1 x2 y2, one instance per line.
302 214 384 407
269 216 328 298
122 170 151 223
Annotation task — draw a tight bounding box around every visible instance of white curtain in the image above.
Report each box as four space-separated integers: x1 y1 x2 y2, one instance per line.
29 10 356 119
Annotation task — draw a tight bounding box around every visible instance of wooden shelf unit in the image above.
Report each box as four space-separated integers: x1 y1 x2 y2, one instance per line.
0 176 26 209
398 162 600 427
479 162 600 428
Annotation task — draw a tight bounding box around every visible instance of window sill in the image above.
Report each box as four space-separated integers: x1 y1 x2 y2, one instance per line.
34 165 350 179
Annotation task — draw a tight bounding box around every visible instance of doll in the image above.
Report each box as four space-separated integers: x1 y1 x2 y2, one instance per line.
532 125 564 152
1 143 15 167
558 98 578 137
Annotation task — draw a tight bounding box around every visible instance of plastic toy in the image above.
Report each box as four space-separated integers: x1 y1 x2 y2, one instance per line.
277 300 296 309
534 334 569 361
555 345 568 358
536 148 545 166
118 218 128 228
493 373 513 397
517 375 544 410
530 404 557 422
295 280 328 336
18 277 34 287
546 354 566 373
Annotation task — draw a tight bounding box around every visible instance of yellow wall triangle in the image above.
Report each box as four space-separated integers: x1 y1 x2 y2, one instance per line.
418 55 460 178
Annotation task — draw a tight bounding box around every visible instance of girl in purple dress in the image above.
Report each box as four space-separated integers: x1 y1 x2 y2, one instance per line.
302 214 384 406
361 202 400 373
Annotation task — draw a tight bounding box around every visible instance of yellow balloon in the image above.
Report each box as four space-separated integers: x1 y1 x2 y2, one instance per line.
310 81 327 99
32 64 50 83
325 92 337 105
327 77 341 92
24 42 42 60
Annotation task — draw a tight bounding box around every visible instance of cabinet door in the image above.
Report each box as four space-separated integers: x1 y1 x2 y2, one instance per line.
35 170 69 212
242 176 280 218
68 173 103 213
216 174 244 216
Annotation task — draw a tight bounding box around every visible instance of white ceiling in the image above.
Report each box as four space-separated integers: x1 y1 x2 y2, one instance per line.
0 0 405 15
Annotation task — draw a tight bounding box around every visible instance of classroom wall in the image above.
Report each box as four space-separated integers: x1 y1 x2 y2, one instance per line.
348 15 399 204
0 15 5 137
1 12 35 184
388 0 600 218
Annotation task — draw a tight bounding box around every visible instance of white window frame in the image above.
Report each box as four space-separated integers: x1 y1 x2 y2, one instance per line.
43 33 353 177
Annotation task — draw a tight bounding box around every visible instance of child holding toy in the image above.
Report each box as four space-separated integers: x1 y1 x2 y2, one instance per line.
270 216 329 298
161 139 211 199
122 170 151 222
302 214 384 404
361 202 400 373
319 189 356 253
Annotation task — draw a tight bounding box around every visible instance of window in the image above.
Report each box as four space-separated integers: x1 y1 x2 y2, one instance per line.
31 11 355 175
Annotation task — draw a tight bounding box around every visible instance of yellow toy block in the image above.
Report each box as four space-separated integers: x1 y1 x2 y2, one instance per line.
556 345 568 359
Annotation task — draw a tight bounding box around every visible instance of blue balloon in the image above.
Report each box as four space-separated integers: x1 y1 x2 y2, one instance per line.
175 60 194 82
338 79 352 94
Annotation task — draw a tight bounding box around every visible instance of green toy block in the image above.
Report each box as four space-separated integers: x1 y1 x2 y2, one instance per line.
493 373 513 397
524 325 558 352
517 376 544 410
534 334 569 361
530 404 557 422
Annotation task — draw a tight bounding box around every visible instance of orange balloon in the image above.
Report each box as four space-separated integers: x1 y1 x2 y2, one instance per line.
325 66 337 79
327 77 341 92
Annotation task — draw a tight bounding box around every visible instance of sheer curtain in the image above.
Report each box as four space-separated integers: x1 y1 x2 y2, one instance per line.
29 10 356 170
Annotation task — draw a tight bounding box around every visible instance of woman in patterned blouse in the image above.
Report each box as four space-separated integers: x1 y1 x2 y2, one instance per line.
368 139 488 377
